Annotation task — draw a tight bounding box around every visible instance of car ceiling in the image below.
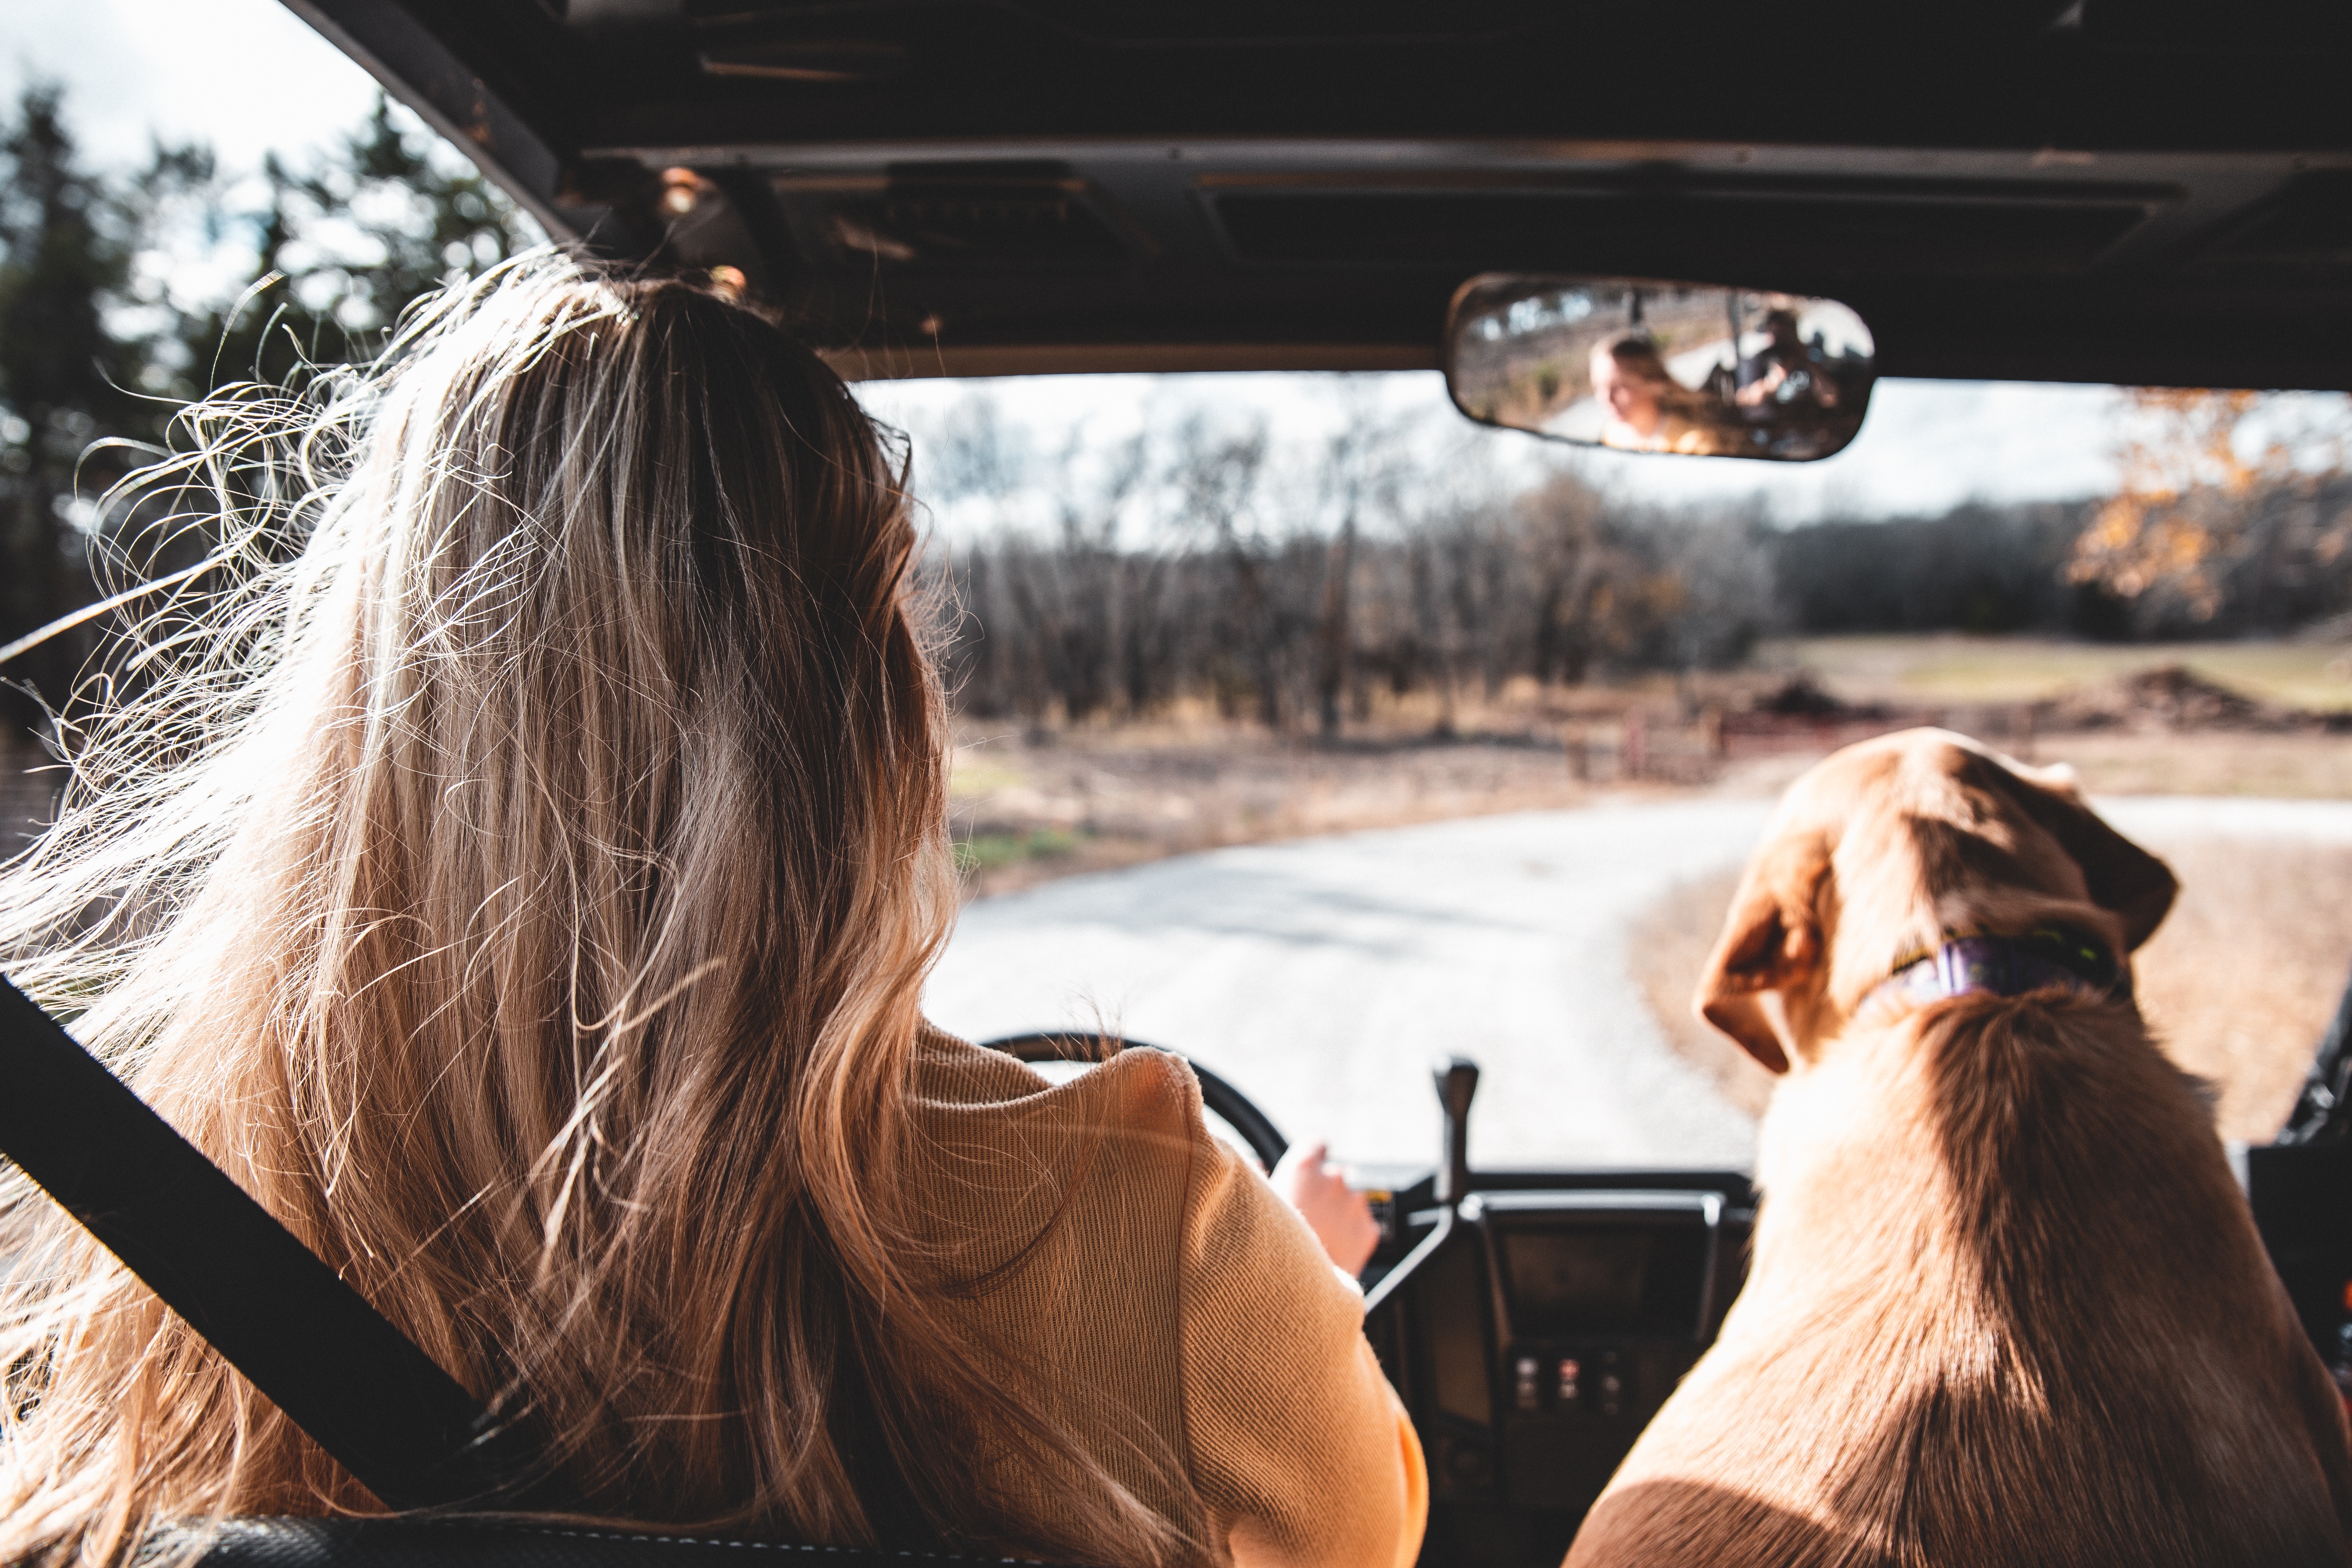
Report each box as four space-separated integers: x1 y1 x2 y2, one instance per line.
283 0 2352 389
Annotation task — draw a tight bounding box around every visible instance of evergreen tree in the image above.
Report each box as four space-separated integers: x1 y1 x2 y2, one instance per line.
0 85 540 739
0 85 200 731
190 95 540 386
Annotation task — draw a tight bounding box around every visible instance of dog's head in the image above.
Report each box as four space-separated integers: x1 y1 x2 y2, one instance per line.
1694 729 2177 1072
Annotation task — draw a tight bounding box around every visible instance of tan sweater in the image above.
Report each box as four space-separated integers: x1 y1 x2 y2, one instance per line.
906 1027 1427 1568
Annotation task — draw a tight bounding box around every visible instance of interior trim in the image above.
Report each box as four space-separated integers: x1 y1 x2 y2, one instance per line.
829 341 1436 379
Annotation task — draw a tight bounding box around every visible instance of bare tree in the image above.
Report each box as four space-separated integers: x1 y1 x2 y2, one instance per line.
1167 414 1287 726
910 386 1811 732
1520 471 1610 685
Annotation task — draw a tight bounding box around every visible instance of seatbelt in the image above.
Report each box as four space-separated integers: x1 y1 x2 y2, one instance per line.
0 973 537 1513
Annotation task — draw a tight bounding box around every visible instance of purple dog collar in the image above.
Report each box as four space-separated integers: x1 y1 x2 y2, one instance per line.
1859 929 2126 1022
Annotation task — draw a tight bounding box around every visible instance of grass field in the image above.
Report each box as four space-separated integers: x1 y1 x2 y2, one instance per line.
946 720 1603 895
937 635 2352 889
2026 731 2352 797
1765 634 2352 712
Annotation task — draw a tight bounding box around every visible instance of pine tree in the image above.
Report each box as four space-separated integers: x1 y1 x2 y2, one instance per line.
189 95 541 386
0 85 540 741
0 85 171 731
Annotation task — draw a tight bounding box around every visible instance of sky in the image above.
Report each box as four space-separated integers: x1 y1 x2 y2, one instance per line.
858 371 2130 532
0 0 383 173
1 0 2303 528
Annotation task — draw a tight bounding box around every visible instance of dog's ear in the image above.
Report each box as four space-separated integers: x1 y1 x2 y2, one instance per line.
1997 764 2178 950
1692 843 1826 1073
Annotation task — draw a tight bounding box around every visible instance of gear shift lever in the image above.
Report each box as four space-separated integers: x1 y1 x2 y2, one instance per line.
1365 1055 1483 1316
1433 1055 1479 1210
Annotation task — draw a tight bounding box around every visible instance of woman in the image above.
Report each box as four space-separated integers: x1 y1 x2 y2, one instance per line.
1588 332 1729 456
0 254 1425 1566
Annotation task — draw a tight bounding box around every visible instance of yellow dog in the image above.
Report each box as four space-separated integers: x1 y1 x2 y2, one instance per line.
1568 729 2351 1568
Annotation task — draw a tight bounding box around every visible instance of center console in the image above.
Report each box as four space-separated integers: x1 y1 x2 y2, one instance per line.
1355 1052 2350 1568
1355 1061 1751 1567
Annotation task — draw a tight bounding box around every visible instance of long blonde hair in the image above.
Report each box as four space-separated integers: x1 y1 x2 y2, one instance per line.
0 253 1180 1565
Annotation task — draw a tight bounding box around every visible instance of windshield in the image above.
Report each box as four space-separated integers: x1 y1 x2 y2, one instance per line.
860 371 2352 1173
4 4 2350 1180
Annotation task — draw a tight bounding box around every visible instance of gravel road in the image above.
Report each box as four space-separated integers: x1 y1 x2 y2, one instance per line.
923 796 2352 1174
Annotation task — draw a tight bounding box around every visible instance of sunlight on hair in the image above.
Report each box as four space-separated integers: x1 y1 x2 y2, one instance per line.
0 248 1187 1568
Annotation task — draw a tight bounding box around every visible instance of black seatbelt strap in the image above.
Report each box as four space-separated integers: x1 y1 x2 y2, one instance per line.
0 973 537 1512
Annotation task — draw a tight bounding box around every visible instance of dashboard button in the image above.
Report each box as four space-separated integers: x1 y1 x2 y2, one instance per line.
1597 1351 1625 1417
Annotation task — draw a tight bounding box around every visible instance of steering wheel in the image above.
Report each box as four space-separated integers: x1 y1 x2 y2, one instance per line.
982 1032 1289 1171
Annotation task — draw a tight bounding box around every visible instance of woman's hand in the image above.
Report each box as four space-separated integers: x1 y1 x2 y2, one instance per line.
1272 1139 1380 1276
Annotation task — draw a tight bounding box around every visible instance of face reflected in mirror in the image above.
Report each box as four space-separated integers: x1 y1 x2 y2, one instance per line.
1444 274 1876 461
1589 333 1715 455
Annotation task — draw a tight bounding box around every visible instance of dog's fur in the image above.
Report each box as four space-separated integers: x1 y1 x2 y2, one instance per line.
1567 729 2352 1568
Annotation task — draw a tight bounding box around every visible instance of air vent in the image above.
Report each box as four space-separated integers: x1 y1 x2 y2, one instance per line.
1213 190 2148 276
783 163 1133 267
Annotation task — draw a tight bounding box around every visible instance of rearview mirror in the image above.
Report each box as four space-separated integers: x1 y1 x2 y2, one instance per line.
1443 274 1876 461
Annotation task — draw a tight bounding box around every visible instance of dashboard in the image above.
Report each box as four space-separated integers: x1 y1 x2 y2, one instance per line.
988 1036 1756 1565
986 1036 2352 1568
1355 1166 1753 1567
